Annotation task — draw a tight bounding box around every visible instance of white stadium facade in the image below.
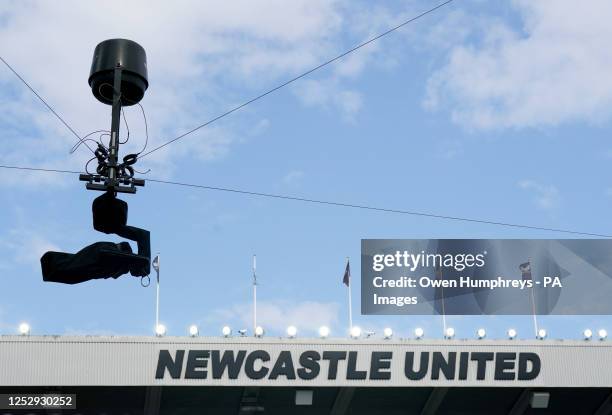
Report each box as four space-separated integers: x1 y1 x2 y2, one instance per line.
1 335 612 414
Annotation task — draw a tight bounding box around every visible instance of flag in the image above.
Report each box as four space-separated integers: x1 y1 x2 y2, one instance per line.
519 261 532 280
343 260 350 286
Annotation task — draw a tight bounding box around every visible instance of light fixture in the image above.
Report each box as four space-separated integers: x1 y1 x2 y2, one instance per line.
238 329 247 337
477 328 486 339
444 327 455 339
188 325 199 337
319 326 330 339
295 389 313 406
287 325 297 338
18 322 30 336
414 327 424 339
222 326 232 337
584 329 593 340
537 328 547 340
383 327 393 339
598 329 608 340
350 326 361 339
254 326 264 338
507 328 517 340
530 392 550 409
155 324 167 337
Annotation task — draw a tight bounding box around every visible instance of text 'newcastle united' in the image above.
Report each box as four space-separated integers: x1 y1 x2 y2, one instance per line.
156 350 540 381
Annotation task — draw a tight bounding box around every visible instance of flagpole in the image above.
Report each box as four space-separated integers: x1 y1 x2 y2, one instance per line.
156 269 160 329
152 254 160 331
437 268 447 336
529 258 539 337
530 285 538 336
347 257 353 331
253 254 257 333
441 285 447 335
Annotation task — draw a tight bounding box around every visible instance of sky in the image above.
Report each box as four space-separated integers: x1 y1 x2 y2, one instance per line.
1 0 612 341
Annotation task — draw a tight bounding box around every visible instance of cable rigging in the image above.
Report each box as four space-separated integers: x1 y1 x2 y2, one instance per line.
0 163 608 238
137 0 455 159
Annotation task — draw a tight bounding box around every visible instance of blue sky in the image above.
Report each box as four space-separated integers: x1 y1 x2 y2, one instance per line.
1 0 612 340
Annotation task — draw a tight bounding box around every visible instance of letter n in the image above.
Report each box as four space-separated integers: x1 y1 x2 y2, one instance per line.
156 350 185 379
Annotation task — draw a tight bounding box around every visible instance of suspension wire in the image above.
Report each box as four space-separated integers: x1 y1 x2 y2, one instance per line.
0 164 81 175
120 105 130 144
128 102 151 173
0 56 95 155
98 83 131 147
2 1 604 237
135 102 149 155
97 83 148 155
85 156 97 174
0 163 608 238
69 130 110 154
137 0 455 160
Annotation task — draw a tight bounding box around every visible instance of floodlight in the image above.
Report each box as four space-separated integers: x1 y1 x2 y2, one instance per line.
350 326 362 339
222 326 232 337
383 328 393 339
414 327 424 339
537 328 547 340
477 328 486 339
598 329 608 340
319 326 330 339
254 326 264 338
584 329 593 340
444 327 455 339
18 323 30 336
287 325 297 338
155 324 166 337
507 328 517 340
188 325 199 337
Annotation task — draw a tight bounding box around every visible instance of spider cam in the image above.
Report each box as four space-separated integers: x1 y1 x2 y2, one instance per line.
41 39 152 285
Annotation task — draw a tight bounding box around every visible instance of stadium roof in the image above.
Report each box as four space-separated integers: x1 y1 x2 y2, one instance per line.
1 336 612 414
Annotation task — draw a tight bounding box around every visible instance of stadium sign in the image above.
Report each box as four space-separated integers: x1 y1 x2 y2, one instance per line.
156 349 540 382
4 336 612 387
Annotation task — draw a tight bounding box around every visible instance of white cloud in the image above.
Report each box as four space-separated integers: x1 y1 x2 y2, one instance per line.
282 170 305 185
0 0 377 184
518 179 560 210
293 79 363 120
425 0 612 129
0 228 60 269
207 300 340 335
249 119 271 137
435 138 463 159
420 9 475 51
